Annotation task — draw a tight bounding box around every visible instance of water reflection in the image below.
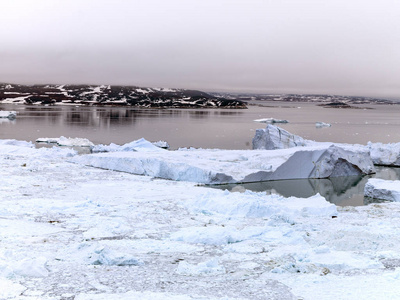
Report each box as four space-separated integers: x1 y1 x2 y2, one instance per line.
0 118 15 125
0 103 250 148
189 111 211 119
214 167 400 206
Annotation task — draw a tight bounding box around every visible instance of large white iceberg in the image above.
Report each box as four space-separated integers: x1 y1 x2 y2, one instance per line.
71 139 375 184
253 124 400 167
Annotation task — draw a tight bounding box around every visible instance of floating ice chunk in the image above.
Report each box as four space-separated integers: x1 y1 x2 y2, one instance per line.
252 124 307 150
176 258 226 275
367 142 400 167
152 140 170 149
364 178 400 202
36 136 94 147
36 137 59 144
91 138 166 153
0 110 17 119
0 139 34 148
242 145 375 182
254 118 289 124
315 122 331 128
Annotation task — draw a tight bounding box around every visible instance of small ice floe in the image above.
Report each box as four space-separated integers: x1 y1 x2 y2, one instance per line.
152 140 170 149
36 136 94 147
367 142 400 167
315 122 331 128
364 178 400 202
254 118 289 124
0 111 17 120
91 138 167 153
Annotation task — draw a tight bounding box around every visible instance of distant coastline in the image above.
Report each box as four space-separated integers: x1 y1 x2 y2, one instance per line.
0 83 247 109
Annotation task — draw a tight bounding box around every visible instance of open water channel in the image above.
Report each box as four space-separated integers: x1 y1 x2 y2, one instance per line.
1 101 400 206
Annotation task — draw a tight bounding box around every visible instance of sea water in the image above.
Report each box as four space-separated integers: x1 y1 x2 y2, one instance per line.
2 101 400 149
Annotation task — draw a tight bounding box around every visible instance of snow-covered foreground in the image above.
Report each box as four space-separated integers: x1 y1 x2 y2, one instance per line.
2 141 400 299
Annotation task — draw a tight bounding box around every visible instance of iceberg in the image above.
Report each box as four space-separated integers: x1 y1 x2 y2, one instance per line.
71 139 375 184
152 140 170 149
315 122 331 128
36 136 94 147
364 178 400 202
252 124 307 150
367 142 400 167
91 138 166 153
253 124 400 167
254 118 289 124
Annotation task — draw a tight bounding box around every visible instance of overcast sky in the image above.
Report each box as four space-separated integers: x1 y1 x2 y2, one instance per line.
1 0 399 98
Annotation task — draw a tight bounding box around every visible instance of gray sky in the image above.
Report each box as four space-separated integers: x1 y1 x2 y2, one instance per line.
1 0 399 98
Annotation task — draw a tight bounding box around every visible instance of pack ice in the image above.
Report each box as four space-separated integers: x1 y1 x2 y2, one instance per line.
71 139 374 184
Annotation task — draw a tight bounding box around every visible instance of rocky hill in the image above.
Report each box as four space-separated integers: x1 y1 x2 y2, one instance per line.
0 83 247 109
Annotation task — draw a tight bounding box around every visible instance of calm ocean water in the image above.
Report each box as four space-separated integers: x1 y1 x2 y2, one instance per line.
2 101 400 206
2 101 400 149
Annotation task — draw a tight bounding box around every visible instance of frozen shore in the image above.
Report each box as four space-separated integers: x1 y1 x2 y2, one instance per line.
2 139 400 299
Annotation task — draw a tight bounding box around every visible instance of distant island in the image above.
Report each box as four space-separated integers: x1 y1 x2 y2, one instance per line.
0 83 247 109
1 83 398 109
212 92 399 106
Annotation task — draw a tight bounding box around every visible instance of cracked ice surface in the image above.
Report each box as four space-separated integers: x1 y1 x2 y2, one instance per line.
2 141 400 299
